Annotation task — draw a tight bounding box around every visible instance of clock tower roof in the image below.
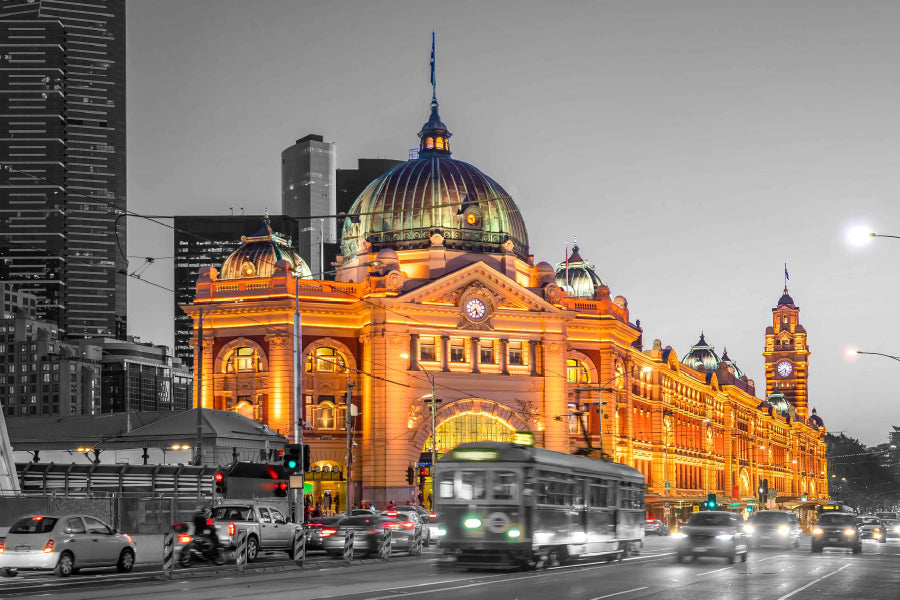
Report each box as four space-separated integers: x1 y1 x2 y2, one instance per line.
777 287 796 308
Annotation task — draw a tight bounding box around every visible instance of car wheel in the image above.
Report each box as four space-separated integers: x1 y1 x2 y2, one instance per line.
55 552 75 577
117 548 135 573
727 549 736 564
0 568 17 578
246 536 259 562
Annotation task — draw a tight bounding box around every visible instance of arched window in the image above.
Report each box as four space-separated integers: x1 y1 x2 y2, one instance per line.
226 347 259 373
234 400 255 420
435 136 445 150
425 137 434 149
315 402 336 429
566 359 589 384
305 347 346 373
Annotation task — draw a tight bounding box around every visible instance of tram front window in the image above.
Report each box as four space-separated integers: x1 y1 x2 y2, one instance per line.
492 471 519 500
460 471 487 500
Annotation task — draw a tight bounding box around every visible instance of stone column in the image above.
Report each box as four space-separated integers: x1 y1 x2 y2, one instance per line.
541 335 568 453
441 335 449 372
470 336 480 374
408 334 420 371
529 340 539 376
499 338 509 375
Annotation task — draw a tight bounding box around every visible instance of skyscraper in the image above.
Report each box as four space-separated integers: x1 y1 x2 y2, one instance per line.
0 0 127 339
281 134 335 278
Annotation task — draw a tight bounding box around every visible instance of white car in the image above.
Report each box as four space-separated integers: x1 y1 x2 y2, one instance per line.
0 514 136 577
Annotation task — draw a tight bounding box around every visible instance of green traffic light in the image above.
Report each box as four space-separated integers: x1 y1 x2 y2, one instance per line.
287 459 297 469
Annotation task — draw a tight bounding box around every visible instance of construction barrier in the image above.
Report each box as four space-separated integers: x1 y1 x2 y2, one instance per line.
293 527 306 566
409 526 422 556
378 528 392 560
162 530 175 579
343 529 355 563
235 530 248 573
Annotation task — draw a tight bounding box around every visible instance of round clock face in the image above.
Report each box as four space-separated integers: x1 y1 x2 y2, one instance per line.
776 361 793 377
465 298 487 321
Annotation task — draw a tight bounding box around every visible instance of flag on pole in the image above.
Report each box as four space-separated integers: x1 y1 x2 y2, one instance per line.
784 264 789 281
430 31 435 87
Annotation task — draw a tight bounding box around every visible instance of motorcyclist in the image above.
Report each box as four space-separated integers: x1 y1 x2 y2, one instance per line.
191 502 221 559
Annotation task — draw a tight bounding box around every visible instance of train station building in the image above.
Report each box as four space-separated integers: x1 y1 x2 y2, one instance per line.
183 84 828 517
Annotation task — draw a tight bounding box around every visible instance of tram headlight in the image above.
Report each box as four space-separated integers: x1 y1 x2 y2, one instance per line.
507 526 521 539
463 517 482 530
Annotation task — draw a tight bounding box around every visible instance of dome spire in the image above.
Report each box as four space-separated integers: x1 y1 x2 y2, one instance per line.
418 31 452 157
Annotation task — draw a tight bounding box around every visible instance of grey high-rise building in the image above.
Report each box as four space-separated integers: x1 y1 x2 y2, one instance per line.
0 0 127 340
281 134 336 278
173 215 300 370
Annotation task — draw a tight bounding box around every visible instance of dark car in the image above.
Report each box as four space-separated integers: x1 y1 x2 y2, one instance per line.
304 516 344 551
811 513 862 553
745 510 802 549
385 507 431 546
673 511 749 563
856 516 885 543
321 515 417 557
644 519 670 536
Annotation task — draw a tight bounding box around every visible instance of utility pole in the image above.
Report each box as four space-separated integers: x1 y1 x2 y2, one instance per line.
345 378 355 516
293 272 304 523
195 309 203 465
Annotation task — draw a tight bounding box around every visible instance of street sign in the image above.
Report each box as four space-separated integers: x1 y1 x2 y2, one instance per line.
692 505 700 512
289 475 303 489
664 481 671 489
664 501 670 508
730 503 740 507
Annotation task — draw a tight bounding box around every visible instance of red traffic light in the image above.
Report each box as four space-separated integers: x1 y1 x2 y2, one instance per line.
214 472 225 483
278 482 288 491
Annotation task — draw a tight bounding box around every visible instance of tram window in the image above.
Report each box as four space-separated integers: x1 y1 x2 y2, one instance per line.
492 471 518 500
589 484 609 507
459 470 486 500
438 471 455 499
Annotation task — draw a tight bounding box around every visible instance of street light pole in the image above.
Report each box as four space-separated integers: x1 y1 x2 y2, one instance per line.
856 350 900 363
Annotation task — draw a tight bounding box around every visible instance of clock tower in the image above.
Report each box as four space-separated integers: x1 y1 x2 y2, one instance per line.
764 287 810 418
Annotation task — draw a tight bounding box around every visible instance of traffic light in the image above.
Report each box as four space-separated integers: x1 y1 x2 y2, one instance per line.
747 504 755 513
706 493 717 511
302 444 311 473
757 478 769 504
418 467 428 488
405 466 415 485
283 444 301 475
214 471 226 495
275 481 288 497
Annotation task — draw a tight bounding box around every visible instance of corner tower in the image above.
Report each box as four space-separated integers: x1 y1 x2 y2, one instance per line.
764 287 810 418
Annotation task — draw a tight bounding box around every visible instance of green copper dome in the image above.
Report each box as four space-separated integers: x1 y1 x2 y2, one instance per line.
340 99 530 261
221 219 312 280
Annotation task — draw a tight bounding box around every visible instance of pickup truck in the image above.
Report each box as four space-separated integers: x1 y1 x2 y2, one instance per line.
211 502 301 562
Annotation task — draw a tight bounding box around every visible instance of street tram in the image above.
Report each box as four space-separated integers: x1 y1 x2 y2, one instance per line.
434 441 645 569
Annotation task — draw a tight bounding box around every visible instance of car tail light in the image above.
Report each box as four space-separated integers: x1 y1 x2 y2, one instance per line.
206 518 214 526
42 539 55 553
383 522 400 530
306 522 323 528
400 521 415 530
320 527 337 538
228 522 236 536
32 515 44 521
386 510 398 517
0 540 5 553
178 534 192 545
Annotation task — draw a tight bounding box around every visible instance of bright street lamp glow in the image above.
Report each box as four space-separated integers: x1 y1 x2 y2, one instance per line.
847 225 874 246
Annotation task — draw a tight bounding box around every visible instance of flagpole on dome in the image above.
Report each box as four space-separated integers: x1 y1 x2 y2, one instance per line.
784 262 789 291
430 29 436 102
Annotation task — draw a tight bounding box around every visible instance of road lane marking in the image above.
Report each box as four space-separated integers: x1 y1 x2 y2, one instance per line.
775 563 851 600
588 586 648 599
696 567 731 576
757 555 787 563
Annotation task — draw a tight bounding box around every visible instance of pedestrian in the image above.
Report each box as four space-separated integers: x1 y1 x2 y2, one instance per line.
312 503 322 518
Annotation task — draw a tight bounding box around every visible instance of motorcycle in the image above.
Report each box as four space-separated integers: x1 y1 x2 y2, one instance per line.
173 523 225 566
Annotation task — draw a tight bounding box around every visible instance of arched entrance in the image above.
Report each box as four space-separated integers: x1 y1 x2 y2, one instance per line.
412 398 528 508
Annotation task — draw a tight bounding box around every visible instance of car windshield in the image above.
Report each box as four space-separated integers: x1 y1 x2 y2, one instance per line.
689 513 734 527
817 514 856 526
10 516 58 534
860 518 880 525
212 506 252 520
752 512 790 524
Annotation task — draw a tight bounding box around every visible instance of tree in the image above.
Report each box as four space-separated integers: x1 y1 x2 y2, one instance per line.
825 433 900 512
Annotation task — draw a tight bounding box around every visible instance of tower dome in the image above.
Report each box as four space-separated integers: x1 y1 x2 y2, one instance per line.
339 94 529 261
220 218 312 280
555 240 604 299
682 332 722 372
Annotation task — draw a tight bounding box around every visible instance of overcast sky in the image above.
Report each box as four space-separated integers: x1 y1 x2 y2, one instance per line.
126 0 900 447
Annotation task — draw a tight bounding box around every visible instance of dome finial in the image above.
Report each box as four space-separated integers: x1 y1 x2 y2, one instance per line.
418 31 452 157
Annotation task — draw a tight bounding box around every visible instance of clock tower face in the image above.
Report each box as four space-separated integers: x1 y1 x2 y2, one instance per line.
465 298 487 321
776 360 792 377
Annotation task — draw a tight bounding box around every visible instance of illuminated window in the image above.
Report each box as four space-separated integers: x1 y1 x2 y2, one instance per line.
566 359 589 384
306 347 346 373
450 339 466 363
435 136 445 150
508 341 523 366
419 337 436 362
315 402 335 429
479 340 495 364
234 400 255 420
226 347 258 373
425 137 434 149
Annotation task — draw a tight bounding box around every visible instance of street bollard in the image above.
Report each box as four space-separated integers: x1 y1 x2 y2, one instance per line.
409 526 422 556
379 527 392 561
343 529 355 563
235 529 248 573
162 530 175 579
293 527 307 566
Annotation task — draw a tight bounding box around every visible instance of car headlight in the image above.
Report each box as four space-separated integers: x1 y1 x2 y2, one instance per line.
778 525 790 536
812 527 823 536
715 533 734 541
894 525 900 534
743 524 754 534
671 532 687 539
843 528 856 537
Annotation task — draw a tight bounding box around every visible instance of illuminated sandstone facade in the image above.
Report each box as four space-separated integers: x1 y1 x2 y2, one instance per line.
184 87 827 512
